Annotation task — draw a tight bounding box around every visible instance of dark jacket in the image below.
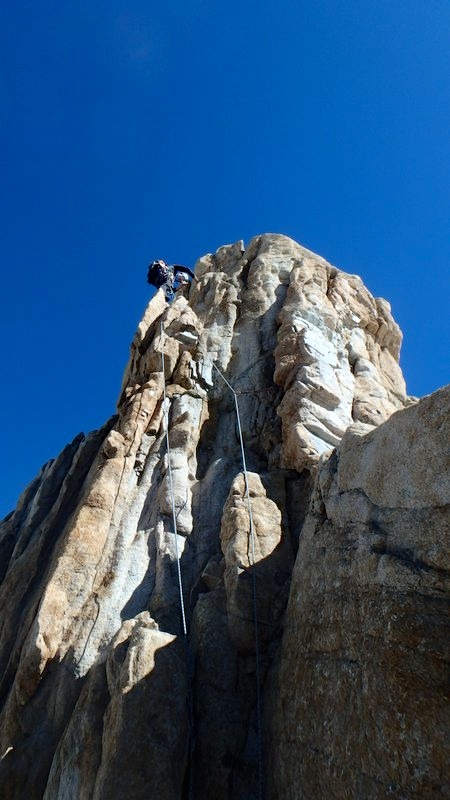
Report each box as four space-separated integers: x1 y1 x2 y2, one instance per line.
147 262 196 289
147 261 171 288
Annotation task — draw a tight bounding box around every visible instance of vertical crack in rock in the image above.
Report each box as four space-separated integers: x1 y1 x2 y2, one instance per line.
0 234 447 800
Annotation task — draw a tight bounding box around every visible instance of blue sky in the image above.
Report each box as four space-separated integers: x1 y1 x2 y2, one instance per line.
1 0 449 517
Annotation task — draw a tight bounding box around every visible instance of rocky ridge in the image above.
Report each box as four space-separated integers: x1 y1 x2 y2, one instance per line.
0 234 448 799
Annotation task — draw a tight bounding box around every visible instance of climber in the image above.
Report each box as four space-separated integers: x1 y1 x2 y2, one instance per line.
147 260 198 302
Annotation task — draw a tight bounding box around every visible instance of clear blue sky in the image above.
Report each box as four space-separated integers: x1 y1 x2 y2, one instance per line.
1 0 449 517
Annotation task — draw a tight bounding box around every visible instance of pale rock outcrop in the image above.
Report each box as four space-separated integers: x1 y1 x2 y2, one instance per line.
274 250 405 470
220 472 294 652
0 233 445 800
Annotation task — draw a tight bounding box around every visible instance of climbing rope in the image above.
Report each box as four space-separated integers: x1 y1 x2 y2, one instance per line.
160 322 188 638
212 361 264 800
159 322 263 797
160 321 198 798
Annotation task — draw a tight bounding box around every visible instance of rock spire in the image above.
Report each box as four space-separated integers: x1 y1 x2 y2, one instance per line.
0 234 448 799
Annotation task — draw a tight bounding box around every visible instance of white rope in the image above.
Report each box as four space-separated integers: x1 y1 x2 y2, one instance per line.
160 322 188 638
158 327 262 794
212 361 264 800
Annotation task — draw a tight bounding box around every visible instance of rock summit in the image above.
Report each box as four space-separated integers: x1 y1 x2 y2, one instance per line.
0 234 448 799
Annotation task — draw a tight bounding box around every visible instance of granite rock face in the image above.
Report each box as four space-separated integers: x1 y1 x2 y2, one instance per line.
0 234 446 799
270 385 450 800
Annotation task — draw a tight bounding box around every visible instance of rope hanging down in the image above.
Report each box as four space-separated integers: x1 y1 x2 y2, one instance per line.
212 362 264 800
160 322 188 638
159 322 262 797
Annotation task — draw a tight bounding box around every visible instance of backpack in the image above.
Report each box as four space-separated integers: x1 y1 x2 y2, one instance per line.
147 261 171 288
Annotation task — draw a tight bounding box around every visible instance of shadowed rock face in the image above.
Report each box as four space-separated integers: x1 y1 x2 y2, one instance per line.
0 234 446 800
270 385 450 800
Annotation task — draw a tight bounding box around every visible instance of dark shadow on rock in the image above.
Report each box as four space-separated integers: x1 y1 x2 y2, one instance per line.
0 648 86 800
87 627 190 800
0 629 192 800
189 467 315 800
